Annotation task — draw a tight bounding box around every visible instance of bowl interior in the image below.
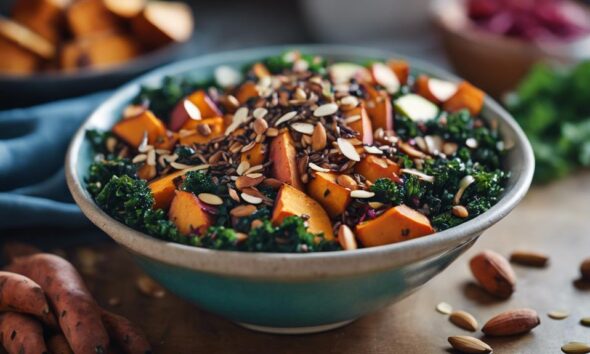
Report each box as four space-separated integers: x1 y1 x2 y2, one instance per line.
66 45 534 279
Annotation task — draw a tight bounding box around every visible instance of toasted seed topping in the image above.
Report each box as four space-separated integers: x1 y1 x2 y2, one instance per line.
132 154 147 163
291 122 315 135
337 138 360 162
313 103 339 117
266 127 279 137
233 107 249 124
454 175 475 204
236 161 250 175
452 205 469 218
350 190 375 199
241 193 263 205
198 193 223 206
275 111 298 126
337 224 357 251
448 336 492 354
400 168 435 183
344 115 362 124
339 95 359 110
253 107 268 119
450 310 479 332
253 117 269 135
235 175 265 190
364 145 383 155
336 175 357 190
241 141 257 153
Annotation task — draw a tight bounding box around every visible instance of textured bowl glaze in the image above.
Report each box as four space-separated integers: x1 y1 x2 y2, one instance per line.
66 45 534 334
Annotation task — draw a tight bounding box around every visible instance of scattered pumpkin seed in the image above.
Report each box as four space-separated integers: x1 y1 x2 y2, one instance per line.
436 302 453 315
548 311 570 320
562 342 590 354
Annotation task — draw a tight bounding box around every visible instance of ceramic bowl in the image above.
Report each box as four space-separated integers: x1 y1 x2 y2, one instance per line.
66 45 534 334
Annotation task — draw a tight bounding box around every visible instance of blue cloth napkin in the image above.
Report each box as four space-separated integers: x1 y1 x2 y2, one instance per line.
0 92 110 229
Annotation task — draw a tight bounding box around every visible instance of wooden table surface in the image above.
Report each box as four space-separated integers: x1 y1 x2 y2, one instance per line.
3 172 589 354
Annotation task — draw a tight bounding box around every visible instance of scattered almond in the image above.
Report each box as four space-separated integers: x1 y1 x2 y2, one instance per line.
337 225 357 251
562 342 590 354
350 190 375 199
469 250 516 299
311 123 327 151
235 175 265 190
230 205 257 218
337 138 360 161
450 310 479 332
275 111 297 126
448 336 492 354
253 117 268 135
198 193 223 206
291 122 315 135
313 103 338 117
452 205 469 218
510 250 549 268
136 275 166 299
482 308 540 336
436 302 453 315
336 175 358 190
548 311 569 320
241 192 263 205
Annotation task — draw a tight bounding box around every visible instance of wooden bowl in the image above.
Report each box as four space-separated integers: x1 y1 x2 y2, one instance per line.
431 0 590 98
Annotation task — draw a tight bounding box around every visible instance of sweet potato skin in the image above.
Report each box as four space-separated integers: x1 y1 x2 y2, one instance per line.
241 142 266 166
269 132 303 191
272 184 334 240
66 0 122 37
101 310 152 354
415 75 439 103
47 333 74 354
112 110 167 148
443 81 485 116
169 191 213 235
354 155 400 183
0 271 56 327
6 254 109 354
362 84 393 131
148 170 185 210
355 205 434 247
0 37 40 74
387 59 409 85
131 1 193 49
345 106 373 145
12 0 68 44
306 172 350 217
235 81 259 104
0 312 47 354
60 33 142 71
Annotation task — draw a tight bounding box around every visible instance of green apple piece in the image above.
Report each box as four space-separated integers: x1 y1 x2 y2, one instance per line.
328 63 370 85
394 94 439 121
428 78 458 102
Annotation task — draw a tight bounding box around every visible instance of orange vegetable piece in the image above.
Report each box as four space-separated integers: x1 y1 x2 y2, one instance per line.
241 142 266 166
272 184 334 240
169 191 213 235
415 75 440 103
355 205 434 247
179 117 225 145
443 81 485 116
235 81 259 104
148 169 186 209
354 155 401 183
66 0 122 38
251 62 270 78
186 90 222 118
307 172 351 217
269 131 304 191
387 59 410 85
345 105 373 145
112 110 167 148
362 83 393 131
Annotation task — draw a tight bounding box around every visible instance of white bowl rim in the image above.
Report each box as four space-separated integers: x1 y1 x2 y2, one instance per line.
65 44 534 280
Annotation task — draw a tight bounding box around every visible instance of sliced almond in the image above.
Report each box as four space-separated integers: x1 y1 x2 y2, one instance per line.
184 99 202 120
253 117 269 135
350 190 374 199
364 145 383 155
337 224 357 251
339 95 359 110
309 162 330 172
241 192 263 205
241 141 257 153
253 107 269 119
235 175 265 190
344 115 361 124
198 193 223 206
313 103 339 117
236 161 250 176
266 127 279 137
454 175 475 205
291 122 315 135
400 168 435 183
233 107 249 124
448 336 492 354
450 310 479 332
230 204 257 217
311 123 327 151
275 111 298 126
398 141 426 159
337 138 360 162
452 205 469 218
336 175 357 190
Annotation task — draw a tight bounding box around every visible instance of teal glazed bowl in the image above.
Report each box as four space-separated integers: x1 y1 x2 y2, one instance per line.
66 45 534 334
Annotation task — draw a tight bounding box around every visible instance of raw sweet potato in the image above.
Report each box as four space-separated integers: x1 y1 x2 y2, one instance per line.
112 110 167 148
387 59 410 85
272 184 334 240
101 310 151 354
179 117 225 145
47 333 74 354
169 90 222 131
443 81 485 116
0 17 55 60
131 1 193 49
354 155 400 183
103 0 145 20
60 33 142 71
306 172 351 217
362 83 393 131
355 205 434 247
12 0 69 44
0 312 47 354
66 0 122 38
6 254 110 354
2 242 40 262
0 271 56 327
269 131 303 191
345 105 373 145
148 169 185 210
241 142 266 166
169 190 213 235
235 81 259 104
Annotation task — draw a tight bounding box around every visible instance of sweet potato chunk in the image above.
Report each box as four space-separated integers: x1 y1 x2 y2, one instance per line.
345 105 373 145
0 37 40 74
148 170 186 209
235 81 259 104
179 117 225 145
60 33 142 71
112 110 167 148
0 17 55 60
307 172 351 217
131 1 193 49
272 184 334 240
443 81 485 116
169 90 222 131
251 62 270 78
362 83 393 131
355 205 434 247
354 155 400 183
270 131 303 191
241 142 266 166
103 0 145 19
66 0 122 38
415 75 439 103
387 59 410 85
12 0 70 44
169 190 213 235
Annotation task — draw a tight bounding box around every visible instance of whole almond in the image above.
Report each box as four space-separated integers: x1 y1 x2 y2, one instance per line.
470 250 516 299
580 258 590 281
482 308 540 336
235 175 265 190
510 250 549 267
337 224 358 251
450 310 479 332
448 336 492 354
311 123 327 151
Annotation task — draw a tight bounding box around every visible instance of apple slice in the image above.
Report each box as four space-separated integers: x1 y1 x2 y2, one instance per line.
394 94 439 122
328 63 371 85
370 62 400 94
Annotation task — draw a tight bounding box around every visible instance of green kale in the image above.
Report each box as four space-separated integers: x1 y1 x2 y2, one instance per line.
95 175 153 228
264 51 327 74
443 109 473 142
85 129 113 156
199 226 240 250
233 207 271 233
431 212 464 231
393 115 421 140
370 178 404 205
86 158 137 197
181 171 217 195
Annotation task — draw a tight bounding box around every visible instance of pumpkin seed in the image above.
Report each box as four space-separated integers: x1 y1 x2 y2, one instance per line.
548 311 569 320
436 302 453 315
562 342 590 354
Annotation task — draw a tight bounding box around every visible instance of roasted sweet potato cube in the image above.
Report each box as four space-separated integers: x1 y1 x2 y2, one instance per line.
0 17 55 60
112 110 167 148
179 117 225 145
169 191 213 235
103 0 145 19
241 142 266 166
60 34 142 71
12 0 70 44
0 37 40 74
443 81 485 116
272 184 334 240
66 0 123 37
148 170 185 209
387 59 409 85
169 90 222 131
251 62 270 78
362 83 393 131
307 172 351 217
355 205 434 247
345 105 373 145
354 155 401 183
235 81 259 104
270 131 303 191
415 75 439 103
131 1 193 49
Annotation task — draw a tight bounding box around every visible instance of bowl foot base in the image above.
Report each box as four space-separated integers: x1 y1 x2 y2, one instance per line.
236 319 356 334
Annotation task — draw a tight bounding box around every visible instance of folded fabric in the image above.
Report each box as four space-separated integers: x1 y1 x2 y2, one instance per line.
0 92 110 229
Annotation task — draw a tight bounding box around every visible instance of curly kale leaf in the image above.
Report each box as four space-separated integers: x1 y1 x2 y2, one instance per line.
181 171 217 195
95 175 153 228
370 178 404 205
85 129 113 156
199 226 240 250
86 159 137 197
